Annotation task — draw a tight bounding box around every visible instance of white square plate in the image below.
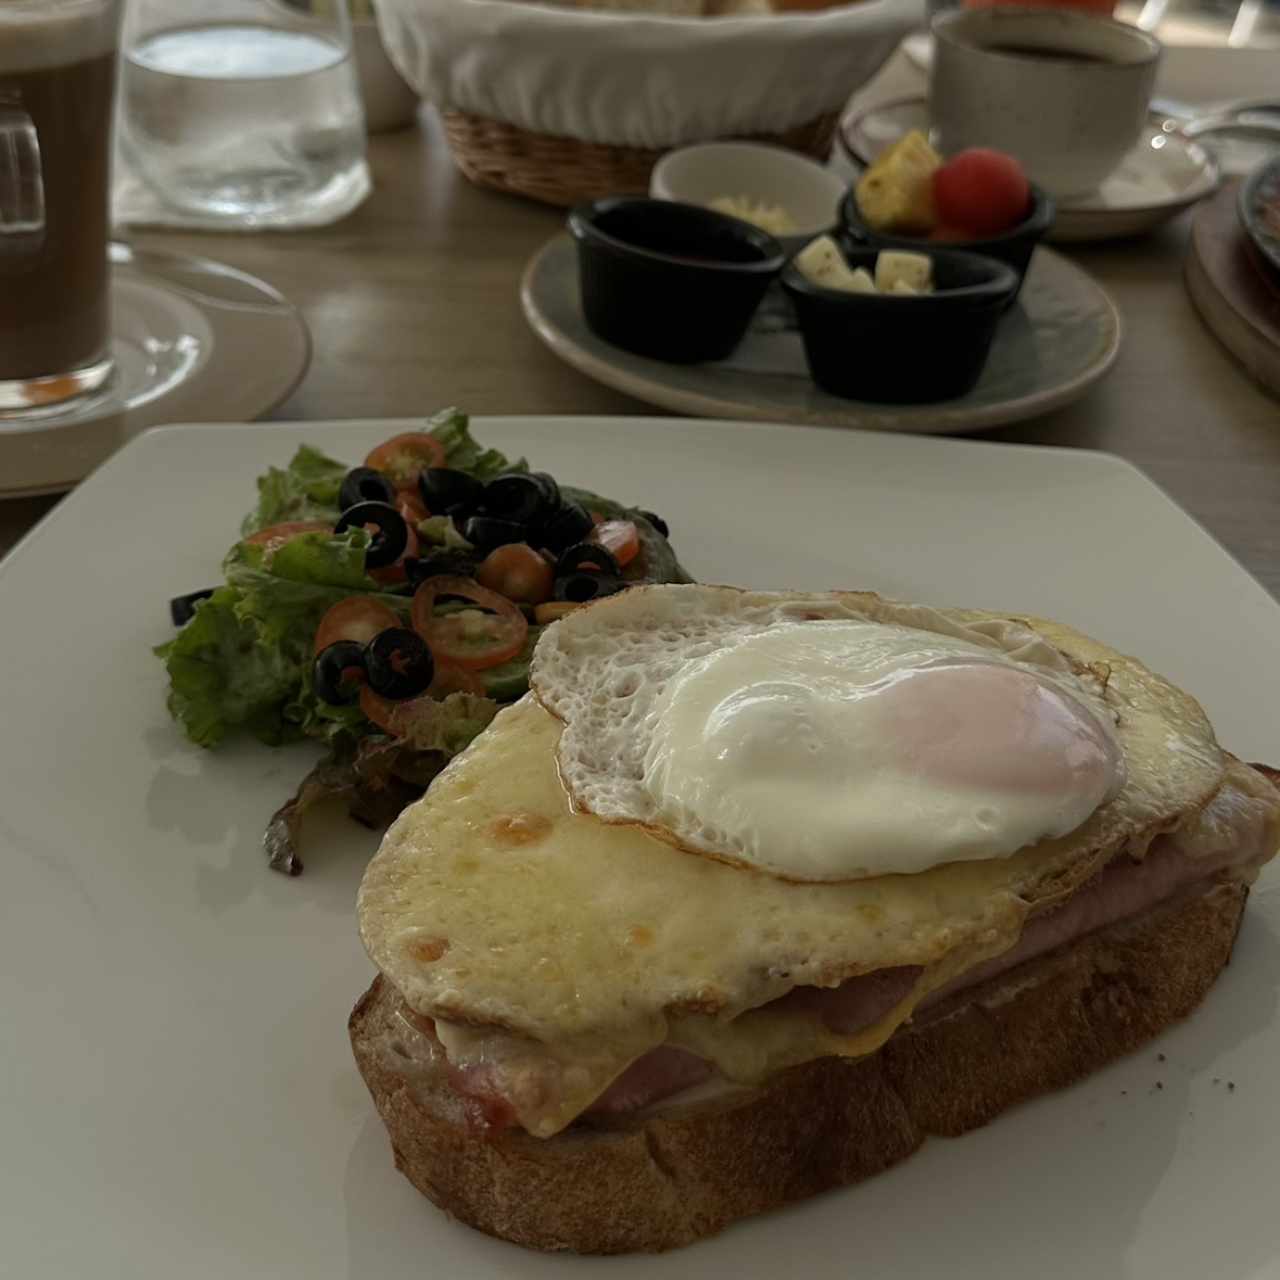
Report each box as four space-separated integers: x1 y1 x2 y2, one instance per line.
3 417 1279 1280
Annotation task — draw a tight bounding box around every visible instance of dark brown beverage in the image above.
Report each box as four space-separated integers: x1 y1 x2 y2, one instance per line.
0 4 119 391
986 43 1113 62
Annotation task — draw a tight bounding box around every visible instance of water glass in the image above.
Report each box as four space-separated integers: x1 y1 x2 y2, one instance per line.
120 0 370 227
0 0 121 418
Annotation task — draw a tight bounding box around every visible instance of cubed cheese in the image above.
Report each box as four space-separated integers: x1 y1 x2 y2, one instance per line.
795 236 862 292
875 251 933 295
847 267 877 295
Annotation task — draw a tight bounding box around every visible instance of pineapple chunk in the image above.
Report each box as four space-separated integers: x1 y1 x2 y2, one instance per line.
855 130 941 236
875 250 933 295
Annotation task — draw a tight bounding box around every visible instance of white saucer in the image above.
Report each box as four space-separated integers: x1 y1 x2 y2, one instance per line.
521 234 1120 435
840 97 1220 243
902 30 934 72
0 243 311 498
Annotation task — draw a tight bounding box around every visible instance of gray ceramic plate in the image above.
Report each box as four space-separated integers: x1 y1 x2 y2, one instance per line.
1239 156 1280 278
522 234 1121 435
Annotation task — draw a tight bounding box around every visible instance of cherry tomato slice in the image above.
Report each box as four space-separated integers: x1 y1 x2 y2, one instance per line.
244 520 331 560
411 576 528 671
359 663 486 736
397 489 430 525
313 597 401 656
427 661 487 699
364 433 447 490
476 543 555 605
590 520 640 569
534 601 583 625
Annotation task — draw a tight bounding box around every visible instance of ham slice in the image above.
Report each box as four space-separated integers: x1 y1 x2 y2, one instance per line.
586 1046 716 1115
433 767 1277 1133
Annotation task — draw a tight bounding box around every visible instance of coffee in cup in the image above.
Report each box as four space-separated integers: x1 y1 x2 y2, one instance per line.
0 0 122 417
930 7 1161 199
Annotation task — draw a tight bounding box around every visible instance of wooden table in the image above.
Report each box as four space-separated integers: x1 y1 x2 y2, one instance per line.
4 48 1278 594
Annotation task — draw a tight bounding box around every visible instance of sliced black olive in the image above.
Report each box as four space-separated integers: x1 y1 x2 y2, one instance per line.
419 467 483 515
334 500 408 568
531 471 561 509
637 509 670 538
404 550 478 586
554 570 623 604
463 515 527 552
169 588 215 627
539 500 594 551
339 466 396 511
364 627 435 700
314 641 367 706
555 542 620 579
482 473 555 525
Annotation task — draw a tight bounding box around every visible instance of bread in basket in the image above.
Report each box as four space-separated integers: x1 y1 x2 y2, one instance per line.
374 0 922 204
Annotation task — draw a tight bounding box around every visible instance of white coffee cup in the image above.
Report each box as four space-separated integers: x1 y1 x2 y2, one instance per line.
930 8 1161 199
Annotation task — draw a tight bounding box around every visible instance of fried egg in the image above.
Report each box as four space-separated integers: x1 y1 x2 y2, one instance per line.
532 586 1132 880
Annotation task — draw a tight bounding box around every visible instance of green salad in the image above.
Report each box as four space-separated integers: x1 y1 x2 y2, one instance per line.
158 408 690 874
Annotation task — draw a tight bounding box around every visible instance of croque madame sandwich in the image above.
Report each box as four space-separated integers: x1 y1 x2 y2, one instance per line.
351 585 1280 1253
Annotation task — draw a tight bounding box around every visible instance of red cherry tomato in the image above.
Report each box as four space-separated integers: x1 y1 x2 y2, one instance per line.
243 520 331 559
410 576 528 671
313 597 401 656
932 149 1031 238
590 520 640 569
364 433 447 490
476 543 555 605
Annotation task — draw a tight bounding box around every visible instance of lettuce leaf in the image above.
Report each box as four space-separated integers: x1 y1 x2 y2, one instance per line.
242 445 348 535
156 585 302 748
158 531 412 749
428 406 526 480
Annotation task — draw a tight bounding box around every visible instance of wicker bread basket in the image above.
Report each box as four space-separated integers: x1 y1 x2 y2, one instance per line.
439 109 842 206
376 0 920 206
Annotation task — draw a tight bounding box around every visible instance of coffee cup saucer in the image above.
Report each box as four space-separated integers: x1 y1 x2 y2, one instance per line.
839 96 1220 243
0 243 310 499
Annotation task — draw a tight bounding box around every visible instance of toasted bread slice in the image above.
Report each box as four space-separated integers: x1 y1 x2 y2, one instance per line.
350 878 1247 1254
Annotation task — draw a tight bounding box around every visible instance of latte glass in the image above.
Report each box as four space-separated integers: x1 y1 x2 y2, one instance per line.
0 0 121 419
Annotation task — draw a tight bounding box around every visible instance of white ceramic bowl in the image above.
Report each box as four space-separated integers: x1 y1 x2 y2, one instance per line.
650 142 848 254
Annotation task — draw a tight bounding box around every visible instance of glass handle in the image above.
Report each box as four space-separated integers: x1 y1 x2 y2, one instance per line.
0 109 46 238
